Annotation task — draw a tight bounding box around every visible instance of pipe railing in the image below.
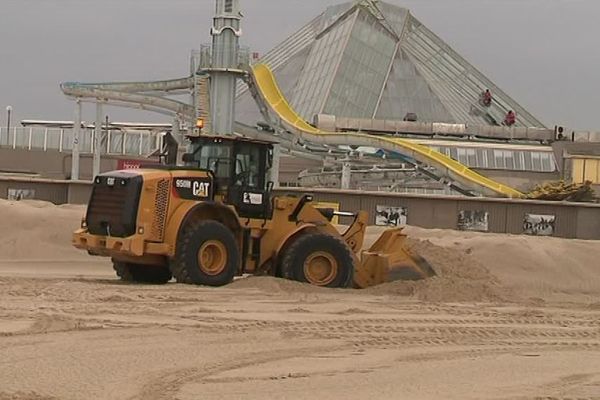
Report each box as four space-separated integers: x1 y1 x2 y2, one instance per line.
0 127 163 156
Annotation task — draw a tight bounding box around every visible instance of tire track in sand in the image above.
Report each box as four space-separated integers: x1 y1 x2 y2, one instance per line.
127 344 347 400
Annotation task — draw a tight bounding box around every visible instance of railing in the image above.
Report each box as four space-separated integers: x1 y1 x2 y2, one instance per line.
573 131 600 143
0 127 163 156
193 44 251 72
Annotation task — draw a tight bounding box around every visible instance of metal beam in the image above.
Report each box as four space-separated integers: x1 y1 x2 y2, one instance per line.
341 162 352 189
93 103 103 179
71 100 82 180
210 0 242 134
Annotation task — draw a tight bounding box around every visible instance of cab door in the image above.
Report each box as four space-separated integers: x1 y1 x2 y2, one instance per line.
228 142 272 219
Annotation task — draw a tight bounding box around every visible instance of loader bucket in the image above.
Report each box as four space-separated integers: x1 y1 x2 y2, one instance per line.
354 228 436 289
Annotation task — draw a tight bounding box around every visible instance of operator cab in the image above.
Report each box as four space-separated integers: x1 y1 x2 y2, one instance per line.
182 135 274 219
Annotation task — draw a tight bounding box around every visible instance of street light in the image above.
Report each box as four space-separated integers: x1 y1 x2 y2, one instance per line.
5 106 12 146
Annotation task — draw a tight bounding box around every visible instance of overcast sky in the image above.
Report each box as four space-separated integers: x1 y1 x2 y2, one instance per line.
0 0 598 130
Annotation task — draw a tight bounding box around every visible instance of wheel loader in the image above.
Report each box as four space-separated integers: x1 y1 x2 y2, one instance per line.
72 134 434 288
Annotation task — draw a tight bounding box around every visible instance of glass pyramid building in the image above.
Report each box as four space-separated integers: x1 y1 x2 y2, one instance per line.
236 0 545 128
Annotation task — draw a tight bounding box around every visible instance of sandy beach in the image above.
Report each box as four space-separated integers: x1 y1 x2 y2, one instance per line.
1 199 599 400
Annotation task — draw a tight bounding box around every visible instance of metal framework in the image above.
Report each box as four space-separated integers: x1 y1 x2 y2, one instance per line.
55 0 558 197
236 1 546 129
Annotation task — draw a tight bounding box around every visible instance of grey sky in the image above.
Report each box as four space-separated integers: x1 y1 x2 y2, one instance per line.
0 0 598 130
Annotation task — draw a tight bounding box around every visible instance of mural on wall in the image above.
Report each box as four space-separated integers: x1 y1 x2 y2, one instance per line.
376 205 408 227
7 189 35 201
523 214 556 236
458 210 489 232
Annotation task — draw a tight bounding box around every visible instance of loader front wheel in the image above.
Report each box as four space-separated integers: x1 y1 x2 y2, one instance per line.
170 220 239 287
112 260 172 284
280 233 354 288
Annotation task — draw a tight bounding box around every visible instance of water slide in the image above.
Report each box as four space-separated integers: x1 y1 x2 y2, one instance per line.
61 75 340 163
61 64 525 198
249 63 525 199
61 78 196 117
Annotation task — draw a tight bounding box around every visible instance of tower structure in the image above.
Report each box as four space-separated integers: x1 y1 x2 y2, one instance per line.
210 0 243 135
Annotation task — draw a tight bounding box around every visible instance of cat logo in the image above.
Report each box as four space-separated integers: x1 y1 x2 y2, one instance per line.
192 181 210 198
174 178 212 200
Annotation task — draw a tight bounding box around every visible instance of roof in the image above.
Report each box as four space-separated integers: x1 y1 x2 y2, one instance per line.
188 134 275 146
236 0 545 129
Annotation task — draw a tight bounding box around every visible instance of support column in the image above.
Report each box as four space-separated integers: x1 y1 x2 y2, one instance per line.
341 162 352 190
172 116 186 165
210 0 242 135
71 99 82 181
93 102 103 179
172 116 181 144
269 144 281 188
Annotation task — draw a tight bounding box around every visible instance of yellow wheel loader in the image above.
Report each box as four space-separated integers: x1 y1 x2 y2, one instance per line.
73 135 434 288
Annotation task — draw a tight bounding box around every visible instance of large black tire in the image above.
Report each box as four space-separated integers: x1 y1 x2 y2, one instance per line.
112 260 172 284
170 220 239 287
280 233 354 288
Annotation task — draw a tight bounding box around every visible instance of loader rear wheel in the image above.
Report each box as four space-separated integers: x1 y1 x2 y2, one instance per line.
170 220 239 287
112 260 172 284
280 233 354 288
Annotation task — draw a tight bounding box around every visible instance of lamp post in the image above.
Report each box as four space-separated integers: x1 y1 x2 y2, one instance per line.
5 105 12 146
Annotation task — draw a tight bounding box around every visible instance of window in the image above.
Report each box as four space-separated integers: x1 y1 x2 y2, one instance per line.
234 144 262 188
193 143 232 179
427 145 556 172
513 151 524 171
323 9 397 118
224 0 233 13
532 152 542 171
494 150 505 169
504 150 514 170
457 148 468 164
486 149 495 169
540 153 554 172
478 149 489 168
584 159 600 183
573 158 600 184
467 149 477 167
523 152 533 171
292 11 356 119
449 147 458 161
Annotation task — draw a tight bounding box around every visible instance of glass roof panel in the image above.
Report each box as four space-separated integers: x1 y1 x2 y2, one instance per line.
291 9 358 120
375 48 454 122
236 1 545 128
323 8 398 119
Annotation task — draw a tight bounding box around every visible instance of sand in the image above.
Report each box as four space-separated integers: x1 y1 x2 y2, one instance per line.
0 198 599 400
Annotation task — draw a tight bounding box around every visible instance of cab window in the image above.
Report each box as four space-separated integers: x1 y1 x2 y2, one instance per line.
234 144 262 188
193 144 232 179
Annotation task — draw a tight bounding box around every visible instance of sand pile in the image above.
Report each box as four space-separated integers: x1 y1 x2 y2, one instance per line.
228 236 509 303
2 199 599 304
364 237 510 303
0 199 86 261
403 227 600 303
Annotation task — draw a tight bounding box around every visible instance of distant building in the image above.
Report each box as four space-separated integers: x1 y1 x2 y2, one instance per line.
236 0 545 129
